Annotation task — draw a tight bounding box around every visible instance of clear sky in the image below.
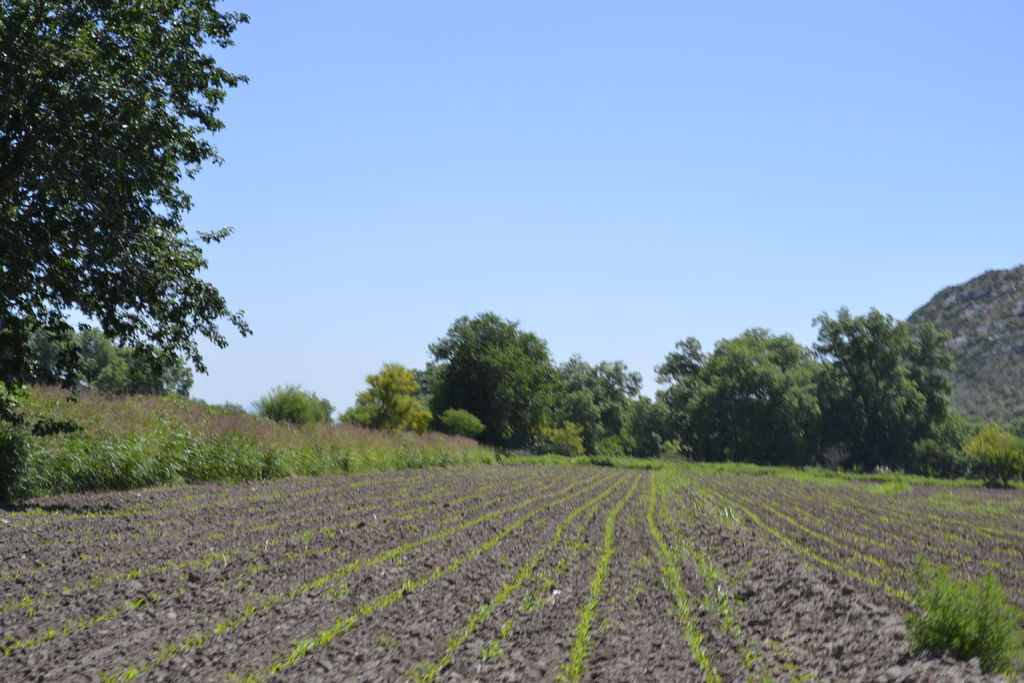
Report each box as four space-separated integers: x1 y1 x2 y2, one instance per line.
185 0 1023 412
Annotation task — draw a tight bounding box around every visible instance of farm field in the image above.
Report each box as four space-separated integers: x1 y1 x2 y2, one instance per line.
0 465 1019 681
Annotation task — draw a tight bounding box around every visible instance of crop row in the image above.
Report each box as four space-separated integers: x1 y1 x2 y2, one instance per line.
100 471 616 680
0 470 571 654
690 472 1024 609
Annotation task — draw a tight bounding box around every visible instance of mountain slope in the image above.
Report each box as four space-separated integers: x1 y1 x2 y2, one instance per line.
908 265 1024 424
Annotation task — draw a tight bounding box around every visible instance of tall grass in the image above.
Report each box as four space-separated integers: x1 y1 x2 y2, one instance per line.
6 387 496 500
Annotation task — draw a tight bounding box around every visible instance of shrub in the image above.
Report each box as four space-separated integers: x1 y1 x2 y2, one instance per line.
964 424 1024 487
912 438 970 478
254 385 334 425
438 408 485 439
906 559 1023 674
538 422 585 457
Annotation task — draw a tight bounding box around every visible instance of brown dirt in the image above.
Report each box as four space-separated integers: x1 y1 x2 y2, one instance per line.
0 465 1018 681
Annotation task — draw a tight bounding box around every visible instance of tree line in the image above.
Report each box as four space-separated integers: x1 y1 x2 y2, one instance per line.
16 310 1022 484
318 310 1020 483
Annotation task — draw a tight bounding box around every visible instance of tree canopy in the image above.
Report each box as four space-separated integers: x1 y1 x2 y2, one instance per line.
428 313 555 448
27 327 193 396
659 330 821 465
814 308 954 471
342 364 431 433
0 0 250 395
553 356 642 453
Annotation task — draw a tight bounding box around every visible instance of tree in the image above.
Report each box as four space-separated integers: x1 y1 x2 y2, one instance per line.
27 327 193 396
698 330 820 465
814 308 954 472
657 330 821 465
342 364 431 433
621 397 673 458
655 337 707 443
0 0 250 398
254 386 333 426
553 356 642 453
428 313 555 448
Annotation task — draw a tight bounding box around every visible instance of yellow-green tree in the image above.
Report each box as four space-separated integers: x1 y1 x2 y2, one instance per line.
539 421 585 457
965 424 1024 487
342 364 431 433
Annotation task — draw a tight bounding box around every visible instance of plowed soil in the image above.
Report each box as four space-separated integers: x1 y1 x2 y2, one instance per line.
0 465 1017 681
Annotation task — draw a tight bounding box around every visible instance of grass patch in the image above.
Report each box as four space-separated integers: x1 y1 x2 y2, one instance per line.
502 453 663 470
681 460 1005 489
868 480 912 495
906 559 1023 675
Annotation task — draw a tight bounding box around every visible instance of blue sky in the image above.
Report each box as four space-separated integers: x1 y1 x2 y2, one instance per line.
185 1 1023 412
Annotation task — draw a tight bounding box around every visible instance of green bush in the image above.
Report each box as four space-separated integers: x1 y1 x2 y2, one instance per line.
906 559 1023 674
254 385 334 425
964 424 1024 487
912 438 970 478
538 421 585 457
437 408 485 439
0 422 32 503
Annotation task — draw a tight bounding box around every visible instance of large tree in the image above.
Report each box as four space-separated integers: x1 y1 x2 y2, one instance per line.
657 330 822 465
428 313 555 448
814 308 953 471
0 0 250 396
553 356 642 453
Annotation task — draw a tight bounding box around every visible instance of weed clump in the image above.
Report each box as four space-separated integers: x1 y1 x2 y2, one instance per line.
905 559 1023 674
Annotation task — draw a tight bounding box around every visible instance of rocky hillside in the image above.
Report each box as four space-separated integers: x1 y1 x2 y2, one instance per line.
908 265 1024 424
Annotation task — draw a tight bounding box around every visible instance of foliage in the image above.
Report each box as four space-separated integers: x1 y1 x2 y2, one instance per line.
5 387 496 500
0 417 32 503
254 385 334 426
1008 417 1024 440
906 560 1023 674
437 408 485 439
621 397 673 458
0 0 250 400
655 337 706 442
27 328 193 396
815 308 953 472
964 424 1024 487
593 435 626 458
429 313 555 448
552 356 642 453
341 364 431 433
538 421 585 457
911 410 971 478
658 330 821 466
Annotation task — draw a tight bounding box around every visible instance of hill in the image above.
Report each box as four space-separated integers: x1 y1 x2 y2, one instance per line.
908 265 1024 424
